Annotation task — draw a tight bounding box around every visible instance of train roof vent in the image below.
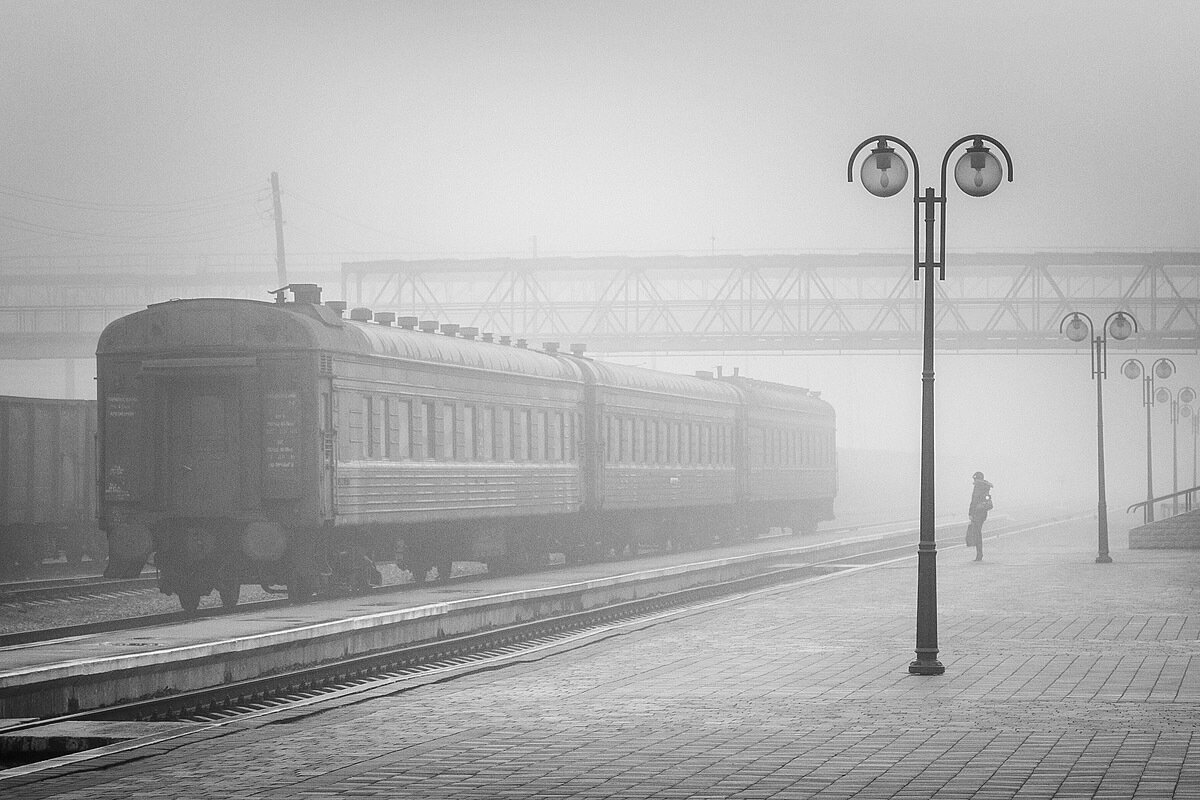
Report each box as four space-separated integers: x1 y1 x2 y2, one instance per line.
543 342 559 354
419 320 439 333
515 338 528 349
350 307 373 321
482 332 494 343
460 326 479 340
694 370 714 380
397 316 418 330
374 312 396 326
499 335 512 346
570 343 586 356
291 284 322 305
325 301 347 317
440 323 460 337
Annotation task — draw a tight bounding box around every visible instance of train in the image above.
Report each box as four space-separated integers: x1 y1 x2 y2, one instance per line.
96 284 836 611
0 395 107 572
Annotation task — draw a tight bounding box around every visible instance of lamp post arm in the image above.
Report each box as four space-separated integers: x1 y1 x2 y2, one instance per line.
938 135 1014 280
848 135 922 276
1059 311 1094 335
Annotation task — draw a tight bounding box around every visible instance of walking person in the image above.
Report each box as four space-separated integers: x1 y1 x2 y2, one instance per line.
966 471 994 561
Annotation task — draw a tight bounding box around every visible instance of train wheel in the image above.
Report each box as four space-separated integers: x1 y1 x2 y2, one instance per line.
288 574 315 603
178 590 202 614
218 582 240 608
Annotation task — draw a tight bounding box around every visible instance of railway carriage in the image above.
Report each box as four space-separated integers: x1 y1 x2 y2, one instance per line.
578 360 743 553
723 375 836 535
0 396 105 571
97 285 836 611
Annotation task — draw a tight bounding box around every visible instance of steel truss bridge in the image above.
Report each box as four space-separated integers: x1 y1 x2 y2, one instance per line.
1 251 1197 359
343 251 1200 354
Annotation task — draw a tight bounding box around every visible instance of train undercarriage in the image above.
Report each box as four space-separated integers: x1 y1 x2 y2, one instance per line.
121 500 829 612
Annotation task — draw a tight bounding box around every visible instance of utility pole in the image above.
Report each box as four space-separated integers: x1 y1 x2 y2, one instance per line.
271 171 287 288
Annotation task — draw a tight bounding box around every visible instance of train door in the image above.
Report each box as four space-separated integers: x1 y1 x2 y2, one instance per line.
163 379 240 516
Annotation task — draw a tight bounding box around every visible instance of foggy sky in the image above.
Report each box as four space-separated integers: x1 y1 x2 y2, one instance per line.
3 1 1200 257
1 1 1197 518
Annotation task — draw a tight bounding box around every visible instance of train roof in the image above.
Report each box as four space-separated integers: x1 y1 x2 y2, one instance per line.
97 298 582 381
578 359 742 403
720 375 835 416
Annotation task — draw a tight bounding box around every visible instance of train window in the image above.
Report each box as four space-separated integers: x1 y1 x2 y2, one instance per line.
532 410 545 462
440 404 454 460
550 411 563 462
463 406 475 461
669 422 678 464
423 402 437 460
606 416 616 463
563 412 572 462
633 418 644 464
479 406 493 461
515 409 528 461
497 407 511 461
390 399 408 459
347 394 366 460
366 397 378 459
645 419 655 465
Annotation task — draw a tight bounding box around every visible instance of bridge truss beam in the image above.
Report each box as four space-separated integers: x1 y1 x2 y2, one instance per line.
344 252 1200 353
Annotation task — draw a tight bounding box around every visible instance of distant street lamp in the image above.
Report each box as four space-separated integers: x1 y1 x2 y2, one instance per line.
1121 357 1175 523
1189 405 1199 507
848 134 1013 676
1157 385 1196 514
1061 311 1137 563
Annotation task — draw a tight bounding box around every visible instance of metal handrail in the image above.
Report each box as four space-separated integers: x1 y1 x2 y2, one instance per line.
1127 486 1198 515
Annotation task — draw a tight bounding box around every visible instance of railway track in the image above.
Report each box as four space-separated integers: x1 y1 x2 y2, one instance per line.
0 513 1069 782
0 518 924 649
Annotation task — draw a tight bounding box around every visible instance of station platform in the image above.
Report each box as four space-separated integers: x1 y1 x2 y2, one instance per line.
6 512 1198 798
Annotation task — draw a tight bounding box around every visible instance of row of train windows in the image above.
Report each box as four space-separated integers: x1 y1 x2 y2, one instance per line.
334 392 833 469
752 426 833 468
603 417 833 468
604 416 732 466
339 393 579 463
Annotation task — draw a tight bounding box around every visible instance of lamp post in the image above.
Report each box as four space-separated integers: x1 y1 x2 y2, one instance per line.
1189 406 1199 506
848 134 1013 676
1157 385 1196 514
1061 311 1137 563
1121 357 1175 523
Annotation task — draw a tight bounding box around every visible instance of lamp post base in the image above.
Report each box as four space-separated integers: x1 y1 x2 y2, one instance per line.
908 657 945 676
1095 554 1113 564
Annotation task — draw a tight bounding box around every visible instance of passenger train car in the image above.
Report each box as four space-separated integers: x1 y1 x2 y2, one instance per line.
96 285 836 611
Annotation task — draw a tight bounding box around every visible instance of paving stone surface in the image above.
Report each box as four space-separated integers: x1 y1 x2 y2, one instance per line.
8 515 1199 799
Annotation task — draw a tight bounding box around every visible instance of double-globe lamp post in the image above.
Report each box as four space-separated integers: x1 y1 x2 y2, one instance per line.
1061 311 1137 563
1189 404 1199 502
848 135 1013 676
1156 385 1196 514
1120 357 1175 523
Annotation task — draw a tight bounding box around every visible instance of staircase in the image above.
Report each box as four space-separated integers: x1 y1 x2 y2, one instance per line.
1129 508 1200 549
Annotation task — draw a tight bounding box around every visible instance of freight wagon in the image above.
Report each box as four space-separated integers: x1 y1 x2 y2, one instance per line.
0 395 106 572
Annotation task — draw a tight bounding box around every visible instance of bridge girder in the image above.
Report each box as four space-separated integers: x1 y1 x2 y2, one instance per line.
0 252 1196 359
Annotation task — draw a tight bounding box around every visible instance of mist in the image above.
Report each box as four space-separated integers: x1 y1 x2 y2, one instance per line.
1 1 1197 529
